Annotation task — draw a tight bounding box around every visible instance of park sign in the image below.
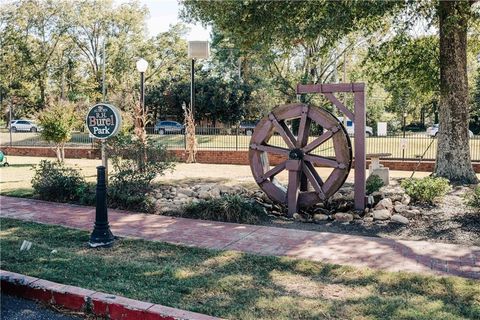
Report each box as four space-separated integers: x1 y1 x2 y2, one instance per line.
86 104 122 139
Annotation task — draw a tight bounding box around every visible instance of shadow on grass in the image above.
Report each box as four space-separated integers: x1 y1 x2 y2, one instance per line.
1 218 478 320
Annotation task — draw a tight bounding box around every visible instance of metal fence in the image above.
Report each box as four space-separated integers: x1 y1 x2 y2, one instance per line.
1 127 479 161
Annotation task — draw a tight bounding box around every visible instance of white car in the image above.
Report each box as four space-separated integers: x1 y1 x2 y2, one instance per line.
337 117 373 137
426 124 473 138
8 119 41 132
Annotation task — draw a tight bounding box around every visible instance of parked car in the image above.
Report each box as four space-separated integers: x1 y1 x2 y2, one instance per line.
239 120 259 136
337 117 373 137
403 122 426 132
154 121 184 135
8 119 41 132
426 124 474 138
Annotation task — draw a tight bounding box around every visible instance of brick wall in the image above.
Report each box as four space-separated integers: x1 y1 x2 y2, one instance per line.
2 146 100 159
3 146 480 173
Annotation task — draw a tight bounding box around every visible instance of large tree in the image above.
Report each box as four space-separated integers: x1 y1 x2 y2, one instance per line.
182 0 479 183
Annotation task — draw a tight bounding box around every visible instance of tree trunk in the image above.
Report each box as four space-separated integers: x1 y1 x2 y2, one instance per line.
435 1 478 184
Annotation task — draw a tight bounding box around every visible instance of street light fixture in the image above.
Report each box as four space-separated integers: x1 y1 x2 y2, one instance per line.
136 58 148 115
188 41 209 123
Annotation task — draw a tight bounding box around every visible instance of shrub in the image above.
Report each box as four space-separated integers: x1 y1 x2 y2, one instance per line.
75 182 96 206
465 186 480 210
31 160 86 202
401 176 451 204
366 174 384 194
105 132 175 212
182 194 267 224
108 169 154 212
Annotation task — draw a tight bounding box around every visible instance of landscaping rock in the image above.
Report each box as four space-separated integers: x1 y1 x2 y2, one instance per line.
401 194 411 205
373 209 391 220
334 212 353 222
402 209 421 218
363 217 374 222
313 207 330 215
177 188 195 197
293 212 307 222
394 204 409 214
391 214 409 224
198 191 211 199
375 198 393 211
313 214 329 222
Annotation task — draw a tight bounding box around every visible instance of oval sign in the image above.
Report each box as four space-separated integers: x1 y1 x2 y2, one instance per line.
86 104 122 139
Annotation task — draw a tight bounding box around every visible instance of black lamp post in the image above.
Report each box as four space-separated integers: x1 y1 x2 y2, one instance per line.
89 166 114 247
188 41 209 124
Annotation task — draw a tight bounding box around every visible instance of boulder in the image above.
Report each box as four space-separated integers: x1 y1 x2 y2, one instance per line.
373 209 391 220
394 204 409 214
313 214 329 222
313 207 330 215
363 217 374 222
198 191 211 200
334 213 353 222
293 212 307 222
209 187 221 198
401 194 411 205
177 188 195 197
391 214 409 224
375 198 393 211
402 209 421 218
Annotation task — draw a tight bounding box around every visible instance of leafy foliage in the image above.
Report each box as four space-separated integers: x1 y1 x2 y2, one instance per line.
37 100 81 162
183 194 267 224
107 170 154 213
366 174 384 195
465 186 480 210
31 160 86 203
401 177 451 205
105 132 175 212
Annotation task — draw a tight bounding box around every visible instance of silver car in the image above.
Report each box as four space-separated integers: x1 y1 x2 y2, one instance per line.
9 120 41 132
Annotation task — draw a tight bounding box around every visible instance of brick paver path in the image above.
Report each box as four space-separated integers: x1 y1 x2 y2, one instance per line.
1 196 479 279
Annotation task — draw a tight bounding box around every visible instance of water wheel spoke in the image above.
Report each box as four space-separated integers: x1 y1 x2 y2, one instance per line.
302 162 326 200
256 161 286 184
296 106 310 148
269 113 296 149
304 154 341 168
250 144 290 156
302 131 333 153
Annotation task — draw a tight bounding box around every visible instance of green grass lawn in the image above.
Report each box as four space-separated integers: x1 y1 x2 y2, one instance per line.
1 218 479 320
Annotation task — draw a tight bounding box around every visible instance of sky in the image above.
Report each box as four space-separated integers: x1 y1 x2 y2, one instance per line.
120 0 211 40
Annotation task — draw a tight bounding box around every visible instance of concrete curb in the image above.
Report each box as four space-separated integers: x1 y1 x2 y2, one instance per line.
1 270 222 320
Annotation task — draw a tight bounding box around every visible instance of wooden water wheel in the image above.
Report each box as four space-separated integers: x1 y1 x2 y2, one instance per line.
249 103 353 216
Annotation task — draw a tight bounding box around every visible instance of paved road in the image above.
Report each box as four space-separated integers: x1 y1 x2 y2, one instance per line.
1 294 82 320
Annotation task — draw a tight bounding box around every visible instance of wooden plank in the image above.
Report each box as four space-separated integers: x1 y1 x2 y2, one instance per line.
303 154 339 168
269 113 296 149
302 130 333 153
323 93 355 122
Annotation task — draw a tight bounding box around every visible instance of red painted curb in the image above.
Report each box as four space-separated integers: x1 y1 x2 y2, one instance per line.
0 270 222 320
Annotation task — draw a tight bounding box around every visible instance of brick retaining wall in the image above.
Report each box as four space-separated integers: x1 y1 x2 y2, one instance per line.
3 146 480 173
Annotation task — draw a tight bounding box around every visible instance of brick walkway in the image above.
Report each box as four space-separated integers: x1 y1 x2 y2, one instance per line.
1 196 479 279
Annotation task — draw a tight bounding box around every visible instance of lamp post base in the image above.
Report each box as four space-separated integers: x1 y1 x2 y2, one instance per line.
88 226 114 248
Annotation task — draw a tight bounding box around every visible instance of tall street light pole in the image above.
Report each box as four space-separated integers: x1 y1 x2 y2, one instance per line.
188 41 210 124
136 58 148 117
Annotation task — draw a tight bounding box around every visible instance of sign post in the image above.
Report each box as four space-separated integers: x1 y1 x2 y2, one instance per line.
86 103 121 248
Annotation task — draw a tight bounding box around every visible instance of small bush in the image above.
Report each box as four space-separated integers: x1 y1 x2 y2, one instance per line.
366 174 384 194
182 194 267 224
465 186 480 210
32 160 86 202
401 176 451 204
108 169 154 212
75 182 96 206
